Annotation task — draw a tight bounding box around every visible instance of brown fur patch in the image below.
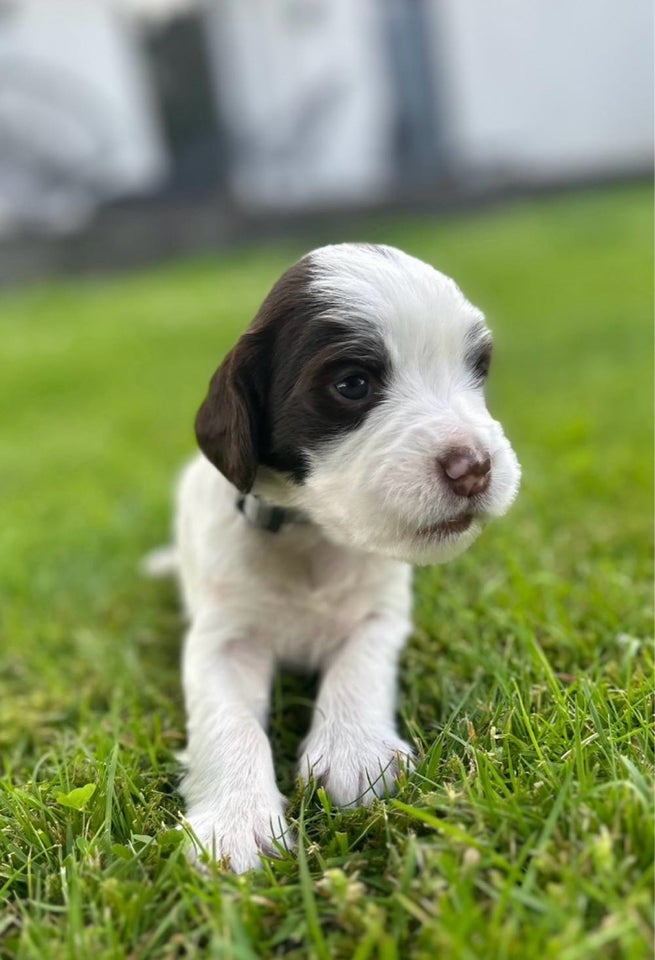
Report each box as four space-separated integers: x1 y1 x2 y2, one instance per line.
195 255 389 490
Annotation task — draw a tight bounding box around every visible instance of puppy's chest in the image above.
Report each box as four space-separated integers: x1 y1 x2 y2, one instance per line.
244 543 388 664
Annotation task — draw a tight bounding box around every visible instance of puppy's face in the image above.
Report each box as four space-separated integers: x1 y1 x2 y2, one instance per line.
196 244 520 565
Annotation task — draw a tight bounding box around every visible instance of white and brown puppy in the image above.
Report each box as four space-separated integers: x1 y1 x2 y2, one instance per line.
168 243 520 873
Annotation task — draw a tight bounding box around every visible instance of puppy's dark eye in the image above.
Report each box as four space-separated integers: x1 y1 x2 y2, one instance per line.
472 345 493 382
334 374 370 401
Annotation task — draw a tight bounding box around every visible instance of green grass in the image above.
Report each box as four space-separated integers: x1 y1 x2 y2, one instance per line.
0 184 652 959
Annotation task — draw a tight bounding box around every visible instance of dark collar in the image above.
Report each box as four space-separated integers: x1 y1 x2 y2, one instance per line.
236 493 310 533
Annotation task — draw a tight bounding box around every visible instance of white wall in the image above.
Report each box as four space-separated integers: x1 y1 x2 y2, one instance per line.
204 0 393 208
0 0 650 229
0 1 167 231
430 0 653 179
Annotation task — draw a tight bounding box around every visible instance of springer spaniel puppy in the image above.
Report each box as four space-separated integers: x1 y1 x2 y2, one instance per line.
165 243 520 872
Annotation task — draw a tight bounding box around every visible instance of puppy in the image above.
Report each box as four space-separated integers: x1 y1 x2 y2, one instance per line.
168 243 520 873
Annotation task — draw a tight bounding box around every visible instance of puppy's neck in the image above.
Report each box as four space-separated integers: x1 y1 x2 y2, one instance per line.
237 466 312 533
244 464 408 579
236 492 310 533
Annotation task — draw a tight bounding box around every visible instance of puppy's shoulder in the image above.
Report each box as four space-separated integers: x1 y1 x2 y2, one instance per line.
175 453 238 530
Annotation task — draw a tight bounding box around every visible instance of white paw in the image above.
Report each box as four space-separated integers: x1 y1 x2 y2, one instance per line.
184 796 292 874
298 724 414 808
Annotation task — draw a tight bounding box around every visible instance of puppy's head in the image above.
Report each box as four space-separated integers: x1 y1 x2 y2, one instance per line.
196 243 520 565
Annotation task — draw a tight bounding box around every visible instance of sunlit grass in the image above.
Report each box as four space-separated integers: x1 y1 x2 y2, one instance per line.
0 184 652 959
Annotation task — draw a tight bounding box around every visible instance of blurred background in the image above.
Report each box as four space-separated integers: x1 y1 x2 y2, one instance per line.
0 0 651 284
0 9 652 952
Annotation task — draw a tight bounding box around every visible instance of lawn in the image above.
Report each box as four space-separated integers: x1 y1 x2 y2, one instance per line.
0 184 652 960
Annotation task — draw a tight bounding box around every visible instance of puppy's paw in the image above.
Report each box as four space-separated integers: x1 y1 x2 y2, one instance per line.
184 796 292 874
298 725 414 808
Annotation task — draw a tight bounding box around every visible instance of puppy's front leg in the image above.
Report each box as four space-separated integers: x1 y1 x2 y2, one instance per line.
299 614 414 807
181 610 288 873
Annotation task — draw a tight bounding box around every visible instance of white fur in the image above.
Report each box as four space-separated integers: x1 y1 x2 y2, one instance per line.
166 244 521 872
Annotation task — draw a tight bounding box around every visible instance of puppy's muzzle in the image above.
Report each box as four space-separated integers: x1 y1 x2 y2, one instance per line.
437 447 491 498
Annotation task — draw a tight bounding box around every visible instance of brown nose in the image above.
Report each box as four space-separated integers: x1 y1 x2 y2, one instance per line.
437 447 491 498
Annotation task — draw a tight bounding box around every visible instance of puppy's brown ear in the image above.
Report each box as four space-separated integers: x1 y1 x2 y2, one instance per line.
195 332 267 493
